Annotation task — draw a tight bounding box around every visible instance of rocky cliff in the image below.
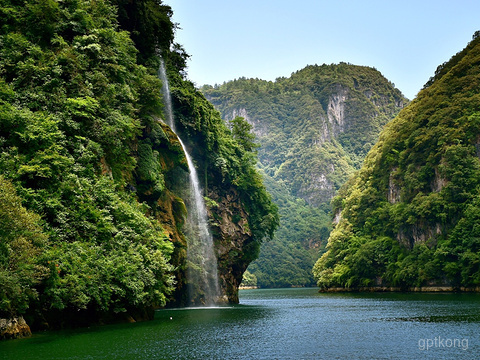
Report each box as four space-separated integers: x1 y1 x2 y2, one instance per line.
207 186 255 303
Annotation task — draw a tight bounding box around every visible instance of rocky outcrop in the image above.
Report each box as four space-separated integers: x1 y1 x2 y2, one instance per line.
387 164 447 248
396 222 443 249
297 172 336 206
207 186 254 303
387 167 401 204
0 317 31 340
225 107 269 138
327 85 348 137
332 209 342 225
431 167 448 192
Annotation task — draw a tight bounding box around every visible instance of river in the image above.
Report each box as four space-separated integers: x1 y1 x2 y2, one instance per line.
1 288 479 359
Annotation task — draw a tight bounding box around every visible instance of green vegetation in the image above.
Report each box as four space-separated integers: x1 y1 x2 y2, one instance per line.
240 270 257 287
0 0 277 326
246 171 331 287
202 65 406 287
314 33 480 290
0 176 48 318
0 0 176 322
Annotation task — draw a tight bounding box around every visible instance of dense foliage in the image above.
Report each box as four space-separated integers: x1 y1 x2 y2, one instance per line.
246 170 330 287
0 0 177 321
0 176 48 317
0 0 277 324
314 33 480 290
202 65 406 287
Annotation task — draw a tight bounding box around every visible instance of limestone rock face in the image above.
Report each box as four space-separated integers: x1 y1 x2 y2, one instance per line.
327 84 348 137
207 186 254 303
0 317 31 340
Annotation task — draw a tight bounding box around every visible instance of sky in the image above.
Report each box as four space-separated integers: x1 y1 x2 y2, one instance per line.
165 0 480 100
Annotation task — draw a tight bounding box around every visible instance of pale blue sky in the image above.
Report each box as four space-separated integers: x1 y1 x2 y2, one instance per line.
165 0 479 99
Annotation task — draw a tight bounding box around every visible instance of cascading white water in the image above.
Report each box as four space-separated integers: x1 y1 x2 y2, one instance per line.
159 58 220 305
158 59 176 132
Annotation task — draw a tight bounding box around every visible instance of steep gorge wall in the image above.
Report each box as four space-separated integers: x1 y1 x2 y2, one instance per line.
207 186 254 303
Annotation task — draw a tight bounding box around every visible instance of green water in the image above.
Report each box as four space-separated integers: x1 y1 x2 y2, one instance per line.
1 288 479 359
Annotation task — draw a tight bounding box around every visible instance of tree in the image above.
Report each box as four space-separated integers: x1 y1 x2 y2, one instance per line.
230 116 258 153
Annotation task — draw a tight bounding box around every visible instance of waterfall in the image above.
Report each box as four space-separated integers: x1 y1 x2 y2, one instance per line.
158 59 176 132
159 59 221 306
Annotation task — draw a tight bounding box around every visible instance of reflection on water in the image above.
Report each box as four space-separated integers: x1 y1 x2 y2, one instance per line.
1 288 479 359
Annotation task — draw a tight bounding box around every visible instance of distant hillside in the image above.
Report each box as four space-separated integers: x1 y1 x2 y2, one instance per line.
245 169 331 287
203 64 407 206
314 32 480 290
202 64 407 287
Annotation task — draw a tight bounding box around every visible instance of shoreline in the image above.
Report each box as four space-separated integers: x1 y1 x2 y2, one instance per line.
240 285 480 293
319 286 480 293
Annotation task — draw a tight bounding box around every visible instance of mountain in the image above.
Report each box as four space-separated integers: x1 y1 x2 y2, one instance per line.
313 32 480 291
203 64 407 206
0 0 277 338
202 65 407 287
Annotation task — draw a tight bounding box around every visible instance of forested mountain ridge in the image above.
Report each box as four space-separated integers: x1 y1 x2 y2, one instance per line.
202 64 407 206
0 0 277 338
202 64 407 287
314 32 480 290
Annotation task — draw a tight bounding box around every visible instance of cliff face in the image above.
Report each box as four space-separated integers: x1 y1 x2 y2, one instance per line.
314 33 480 290
207 186 253 303
326 84 348 138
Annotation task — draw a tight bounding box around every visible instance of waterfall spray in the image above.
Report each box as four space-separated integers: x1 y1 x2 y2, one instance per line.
159 58 220 305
